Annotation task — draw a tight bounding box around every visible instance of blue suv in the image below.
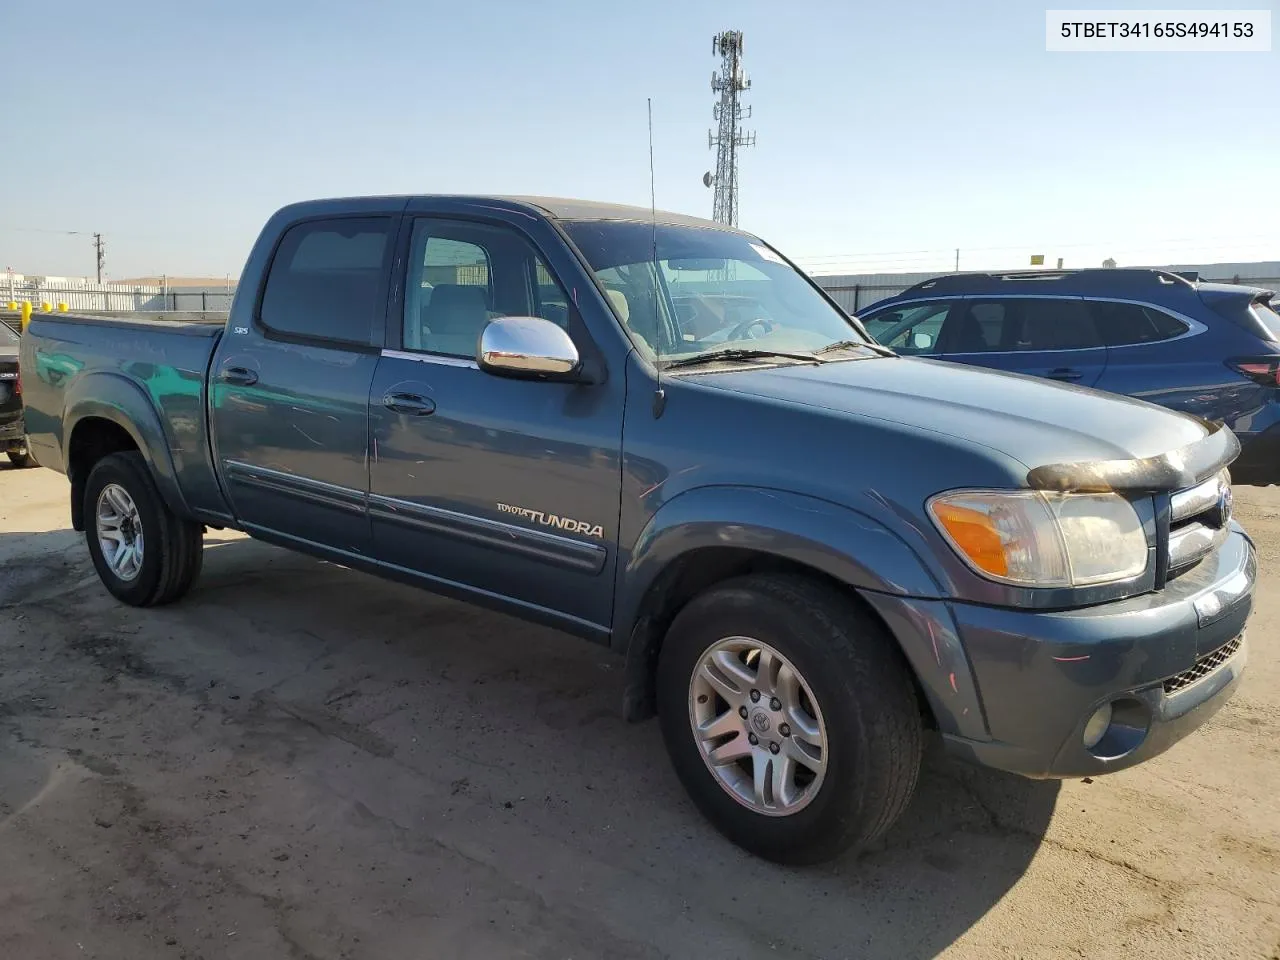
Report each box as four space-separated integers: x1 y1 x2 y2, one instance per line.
859 269 1280 485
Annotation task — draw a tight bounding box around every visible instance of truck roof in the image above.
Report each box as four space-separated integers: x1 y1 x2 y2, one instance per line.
271 195 744 233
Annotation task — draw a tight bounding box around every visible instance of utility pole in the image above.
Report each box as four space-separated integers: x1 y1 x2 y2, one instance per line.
703 31 755 227
93 233 105 283
955 248 960 272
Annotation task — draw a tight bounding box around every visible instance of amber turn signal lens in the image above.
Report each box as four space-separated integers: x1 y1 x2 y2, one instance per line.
929 501 1009 577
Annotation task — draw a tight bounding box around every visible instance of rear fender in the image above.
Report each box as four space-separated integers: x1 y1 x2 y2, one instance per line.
63 373 192 527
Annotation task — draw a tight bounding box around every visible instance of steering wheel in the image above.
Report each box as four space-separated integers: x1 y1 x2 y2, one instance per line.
726 317 774 340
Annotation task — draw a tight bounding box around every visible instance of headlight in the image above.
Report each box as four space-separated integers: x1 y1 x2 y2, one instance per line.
928 490 1147 587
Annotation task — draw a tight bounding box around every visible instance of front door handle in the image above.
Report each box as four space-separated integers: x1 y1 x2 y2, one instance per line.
1047 367 1083 381
219 365 258 386
382 392 436 416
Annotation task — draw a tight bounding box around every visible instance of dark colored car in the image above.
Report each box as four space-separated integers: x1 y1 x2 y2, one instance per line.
18 197 1253 864
0 321 34 467
859 269 1280 484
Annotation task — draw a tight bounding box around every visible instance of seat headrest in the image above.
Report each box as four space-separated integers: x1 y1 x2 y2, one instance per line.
605 288 630 323
427 284 488 312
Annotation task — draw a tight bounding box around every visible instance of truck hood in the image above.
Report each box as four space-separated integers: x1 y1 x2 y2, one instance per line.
692 356 1235 491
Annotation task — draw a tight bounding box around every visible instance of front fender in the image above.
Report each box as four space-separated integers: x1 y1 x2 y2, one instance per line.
618 486 943 633
63 372 192 524
614 487 989 735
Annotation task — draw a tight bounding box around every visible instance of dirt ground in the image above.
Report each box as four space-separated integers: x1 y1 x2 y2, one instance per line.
0 464 1276 960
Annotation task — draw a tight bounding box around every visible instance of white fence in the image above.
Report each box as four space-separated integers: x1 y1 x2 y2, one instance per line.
2 282 235 313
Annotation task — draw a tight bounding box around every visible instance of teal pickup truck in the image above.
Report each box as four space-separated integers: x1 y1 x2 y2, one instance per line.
18 195 1254 863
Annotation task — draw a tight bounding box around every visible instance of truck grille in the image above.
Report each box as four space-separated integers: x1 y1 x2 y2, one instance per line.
1167 470 1232 576
1162 635 1242 694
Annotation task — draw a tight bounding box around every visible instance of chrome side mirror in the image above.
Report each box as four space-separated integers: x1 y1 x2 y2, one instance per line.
477 316 581 379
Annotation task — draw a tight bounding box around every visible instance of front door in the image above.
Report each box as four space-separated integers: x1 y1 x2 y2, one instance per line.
211 214 396 554
367 214 624 630
939 297 1108 388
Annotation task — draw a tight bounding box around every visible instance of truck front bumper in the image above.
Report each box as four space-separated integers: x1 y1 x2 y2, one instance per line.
938 524 1254 779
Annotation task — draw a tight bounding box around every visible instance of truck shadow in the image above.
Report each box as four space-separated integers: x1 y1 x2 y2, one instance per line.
1 529 1060 959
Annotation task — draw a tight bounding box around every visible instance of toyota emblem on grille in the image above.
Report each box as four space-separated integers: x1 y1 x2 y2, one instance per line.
1215 482 1233 528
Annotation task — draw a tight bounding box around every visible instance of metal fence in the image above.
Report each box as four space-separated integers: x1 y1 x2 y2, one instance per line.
2 286 235 313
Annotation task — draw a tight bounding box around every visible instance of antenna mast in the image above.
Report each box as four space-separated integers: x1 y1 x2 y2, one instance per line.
705 30 755 227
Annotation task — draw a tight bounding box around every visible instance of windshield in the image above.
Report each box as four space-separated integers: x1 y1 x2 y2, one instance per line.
562 220 867 364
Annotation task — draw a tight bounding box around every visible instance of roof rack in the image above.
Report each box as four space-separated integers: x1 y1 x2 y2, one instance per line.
902 267 1196 297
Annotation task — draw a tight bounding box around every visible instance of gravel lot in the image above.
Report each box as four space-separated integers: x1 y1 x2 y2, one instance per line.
0 463 1277 960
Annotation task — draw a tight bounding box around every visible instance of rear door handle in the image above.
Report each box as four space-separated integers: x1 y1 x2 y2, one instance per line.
1047 367 1083 381
219 365 258 386
382 392 436 416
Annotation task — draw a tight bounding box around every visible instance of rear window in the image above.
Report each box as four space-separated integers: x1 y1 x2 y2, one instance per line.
0 323 16 343
1203 290 1280 342
1090 301 1188 346
1250 300 1280 341
259 217 393 345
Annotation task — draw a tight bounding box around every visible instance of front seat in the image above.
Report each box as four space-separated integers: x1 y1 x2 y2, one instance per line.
947 309 989 353
420 284 490 357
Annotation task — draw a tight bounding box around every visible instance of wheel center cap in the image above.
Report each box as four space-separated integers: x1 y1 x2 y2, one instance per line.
749 709 772 735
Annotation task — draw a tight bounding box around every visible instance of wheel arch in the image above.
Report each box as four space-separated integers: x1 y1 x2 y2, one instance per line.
615 487 948 723
64 374 190 531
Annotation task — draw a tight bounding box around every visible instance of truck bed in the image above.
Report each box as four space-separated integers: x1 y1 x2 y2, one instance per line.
20 312 229 519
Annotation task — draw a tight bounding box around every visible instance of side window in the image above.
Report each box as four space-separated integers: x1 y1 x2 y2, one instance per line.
862 301 949 355
403 219 571 357
1090 301 1190 346
942 301 1009 353
259 217 393 345
1010 299 1101 351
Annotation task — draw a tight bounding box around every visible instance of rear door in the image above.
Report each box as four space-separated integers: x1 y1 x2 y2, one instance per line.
938 296 1107 387
210 214 397 554
1088 299 1226 416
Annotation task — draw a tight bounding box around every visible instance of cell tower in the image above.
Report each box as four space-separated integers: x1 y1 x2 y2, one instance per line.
704 30 755 227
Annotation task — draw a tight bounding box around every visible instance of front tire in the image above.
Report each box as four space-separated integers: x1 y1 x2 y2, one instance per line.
656 574 923 865
83 451 204 606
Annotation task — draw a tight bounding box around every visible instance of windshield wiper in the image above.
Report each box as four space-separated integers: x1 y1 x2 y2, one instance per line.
815 339 896 357
662 348 824 371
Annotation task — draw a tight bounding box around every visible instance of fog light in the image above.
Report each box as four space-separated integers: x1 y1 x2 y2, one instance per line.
1082 702 1113 749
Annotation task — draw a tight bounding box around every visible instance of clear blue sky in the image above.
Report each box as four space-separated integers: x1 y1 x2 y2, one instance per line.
2 0 1276 280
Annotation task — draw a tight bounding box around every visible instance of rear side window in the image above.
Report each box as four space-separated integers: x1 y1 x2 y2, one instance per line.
259 217 393 345
1089 301 1188 346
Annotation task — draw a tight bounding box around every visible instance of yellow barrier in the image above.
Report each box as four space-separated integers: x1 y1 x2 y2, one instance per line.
57 302 68 312
40 302 51 312
20 301 32 332
5 301 15 311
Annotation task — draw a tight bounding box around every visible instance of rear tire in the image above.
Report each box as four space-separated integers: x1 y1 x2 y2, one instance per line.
83 451 204 607
656 573 923 865
7 438 36 468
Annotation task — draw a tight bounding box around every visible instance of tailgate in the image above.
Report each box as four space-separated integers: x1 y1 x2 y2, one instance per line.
0 354 19 417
